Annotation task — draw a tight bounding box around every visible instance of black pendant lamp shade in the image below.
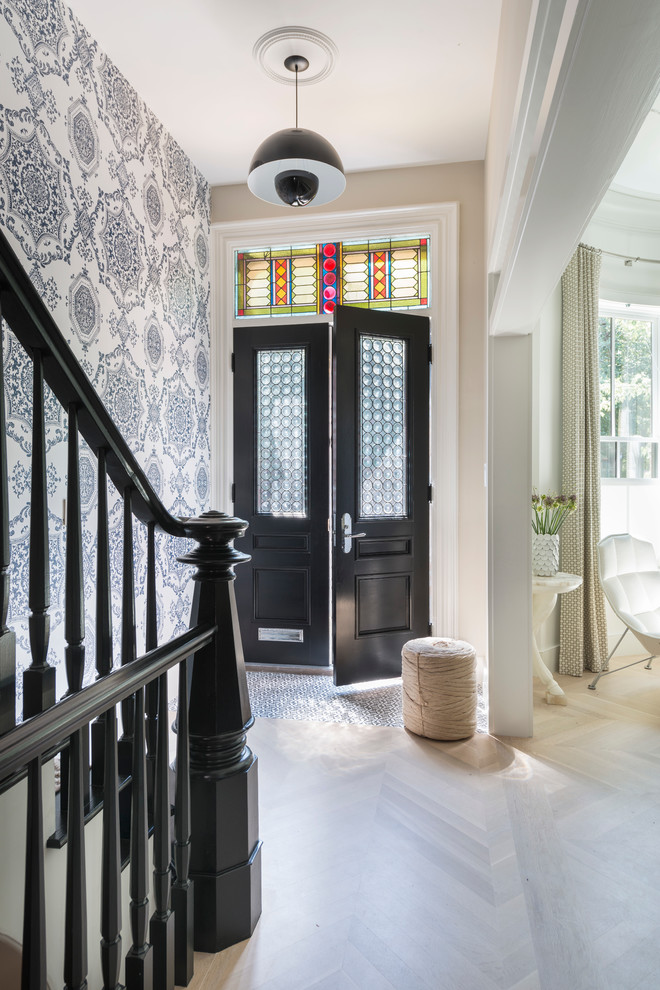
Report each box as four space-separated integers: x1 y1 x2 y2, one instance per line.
248 55 345 208
248 127 345 207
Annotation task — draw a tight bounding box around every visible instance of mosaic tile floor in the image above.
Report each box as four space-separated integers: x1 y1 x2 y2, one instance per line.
246 670 488 732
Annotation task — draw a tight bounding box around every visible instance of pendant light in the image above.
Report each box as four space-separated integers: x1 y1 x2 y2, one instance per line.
248 54 345 208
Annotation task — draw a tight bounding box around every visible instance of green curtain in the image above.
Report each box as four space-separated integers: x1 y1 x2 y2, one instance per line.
559 244 608 675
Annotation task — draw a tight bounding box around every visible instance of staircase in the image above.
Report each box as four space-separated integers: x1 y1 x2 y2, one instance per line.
0 227 261 990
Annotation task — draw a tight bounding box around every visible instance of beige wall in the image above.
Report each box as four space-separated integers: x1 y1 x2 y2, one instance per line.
212 162 488 656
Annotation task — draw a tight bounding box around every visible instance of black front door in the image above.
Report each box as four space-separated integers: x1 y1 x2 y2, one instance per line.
233 306 430 683
233 323 330 666
333 306 430 685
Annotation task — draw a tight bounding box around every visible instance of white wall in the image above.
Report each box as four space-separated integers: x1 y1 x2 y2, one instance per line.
488 334 533 737
531 283 563 671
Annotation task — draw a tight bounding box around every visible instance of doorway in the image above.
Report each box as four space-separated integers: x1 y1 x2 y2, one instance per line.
233 304 430 685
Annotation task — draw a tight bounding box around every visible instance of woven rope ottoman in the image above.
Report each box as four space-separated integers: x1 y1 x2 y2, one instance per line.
401 637 477 740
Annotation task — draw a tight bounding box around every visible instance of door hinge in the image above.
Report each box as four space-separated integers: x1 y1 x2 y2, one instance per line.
428 344 433 363
231 482 235 502
428 621 433 636
231 352 235 373
428 483 433 503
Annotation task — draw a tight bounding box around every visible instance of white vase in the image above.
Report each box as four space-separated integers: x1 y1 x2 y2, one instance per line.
532 533 559 576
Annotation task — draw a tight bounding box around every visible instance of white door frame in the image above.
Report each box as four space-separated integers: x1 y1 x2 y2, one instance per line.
210 202 459 641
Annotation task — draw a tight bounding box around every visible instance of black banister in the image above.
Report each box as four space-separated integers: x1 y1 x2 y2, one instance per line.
0 625 214 782
1 218 262 978
0 227 185 535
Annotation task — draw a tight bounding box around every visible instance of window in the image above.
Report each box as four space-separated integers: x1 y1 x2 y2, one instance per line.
599 303 660 479
235 236 429 318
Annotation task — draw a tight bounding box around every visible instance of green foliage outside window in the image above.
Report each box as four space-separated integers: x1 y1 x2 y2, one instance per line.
599 313 657 479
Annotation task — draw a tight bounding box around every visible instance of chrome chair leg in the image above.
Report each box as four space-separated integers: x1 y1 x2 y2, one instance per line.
589 631 656 689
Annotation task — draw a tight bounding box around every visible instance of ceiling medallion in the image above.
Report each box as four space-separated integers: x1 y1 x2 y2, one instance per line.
248 52 345 208
253 26 338 86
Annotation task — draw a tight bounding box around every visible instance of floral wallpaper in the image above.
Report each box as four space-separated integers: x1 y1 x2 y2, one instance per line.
0 0 211 708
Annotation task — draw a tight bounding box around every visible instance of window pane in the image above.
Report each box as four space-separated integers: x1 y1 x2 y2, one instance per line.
601 440 616 478
618 440 657 479
256 348 307 516
614 317 652 437
235 237 429 318
359 334 408 518
598 316 612 436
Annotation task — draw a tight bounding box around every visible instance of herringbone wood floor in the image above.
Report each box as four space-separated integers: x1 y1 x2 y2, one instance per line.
184 659 660 990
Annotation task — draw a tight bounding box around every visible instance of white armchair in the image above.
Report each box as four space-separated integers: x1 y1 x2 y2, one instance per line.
591 533 660 689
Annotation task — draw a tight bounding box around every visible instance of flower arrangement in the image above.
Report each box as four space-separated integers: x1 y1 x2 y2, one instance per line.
531 492 577 535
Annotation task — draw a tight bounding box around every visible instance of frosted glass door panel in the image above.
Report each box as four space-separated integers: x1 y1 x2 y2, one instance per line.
256 347 307 516
359 334 407 518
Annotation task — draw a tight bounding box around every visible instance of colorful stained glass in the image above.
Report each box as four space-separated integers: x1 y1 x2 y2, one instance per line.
235 237 429 318
359 334 408 518
256 347 307 516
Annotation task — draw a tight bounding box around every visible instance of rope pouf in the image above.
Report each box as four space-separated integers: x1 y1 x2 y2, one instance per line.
401 637 477 740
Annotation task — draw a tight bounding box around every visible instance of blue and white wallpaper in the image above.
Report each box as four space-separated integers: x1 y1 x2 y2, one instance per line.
0 0 211 709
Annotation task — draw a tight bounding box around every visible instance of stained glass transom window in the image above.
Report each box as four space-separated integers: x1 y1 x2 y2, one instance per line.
235 237 429 318
359 334 407 518
256 347 307 516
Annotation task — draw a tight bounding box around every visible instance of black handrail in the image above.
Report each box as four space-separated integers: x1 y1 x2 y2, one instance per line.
0 624 214 782
0 221 262 966
0 226 185 534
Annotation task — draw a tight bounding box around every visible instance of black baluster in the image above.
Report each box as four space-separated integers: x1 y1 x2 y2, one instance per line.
0 318 16 735
22 756 47 990
63 728 87 990
118 488 136 776
91 449 112 787
62 405 90 807
147 521 174 988
124 684 153 990
63 404 88 990
96 450 121 989
145 523 157 813
101 702 122 990
150 670 175 990
172 656 194 986
179 511 261 951
23 349 56 718
65 404 85 694
96 451 113 678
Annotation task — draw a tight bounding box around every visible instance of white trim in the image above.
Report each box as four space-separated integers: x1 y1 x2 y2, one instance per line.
211 202 459 638
489 0 660 335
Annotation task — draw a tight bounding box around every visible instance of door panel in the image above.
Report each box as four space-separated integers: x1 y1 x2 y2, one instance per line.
233 324 330 666
333 305 430 686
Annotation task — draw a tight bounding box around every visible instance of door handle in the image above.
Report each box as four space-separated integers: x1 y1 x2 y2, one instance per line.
341 513 366 554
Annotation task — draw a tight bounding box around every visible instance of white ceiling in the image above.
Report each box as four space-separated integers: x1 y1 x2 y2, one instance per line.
69 0 503 187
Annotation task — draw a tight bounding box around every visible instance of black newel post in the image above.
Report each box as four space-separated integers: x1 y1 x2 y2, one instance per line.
178 510 261 952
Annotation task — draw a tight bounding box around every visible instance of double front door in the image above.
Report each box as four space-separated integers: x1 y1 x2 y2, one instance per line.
233 305 429 686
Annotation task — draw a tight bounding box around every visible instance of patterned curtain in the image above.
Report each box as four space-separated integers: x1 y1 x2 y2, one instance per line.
559 244 608 675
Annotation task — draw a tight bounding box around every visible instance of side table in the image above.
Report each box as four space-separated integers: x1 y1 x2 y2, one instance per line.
532 572 582 705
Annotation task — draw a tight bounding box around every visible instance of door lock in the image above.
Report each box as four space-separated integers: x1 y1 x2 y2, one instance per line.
341 513 366 554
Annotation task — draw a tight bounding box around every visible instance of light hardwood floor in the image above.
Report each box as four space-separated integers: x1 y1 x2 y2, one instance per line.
184 659 660 990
